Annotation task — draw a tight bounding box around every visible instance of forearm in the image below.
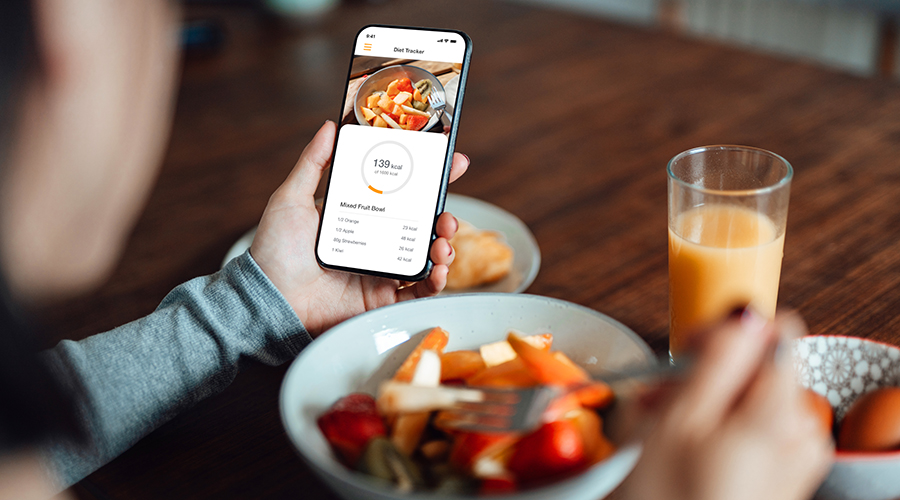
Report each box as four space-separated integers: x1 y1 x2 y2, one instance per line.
39 251 311 488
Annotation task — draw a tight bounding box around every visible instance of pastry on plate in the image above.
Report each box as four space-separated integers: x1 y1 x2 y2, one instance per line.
446 220 514 289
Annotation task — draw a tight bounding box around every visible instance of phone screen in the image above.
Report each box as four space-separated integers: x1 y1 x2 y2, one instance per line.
315 25 471 280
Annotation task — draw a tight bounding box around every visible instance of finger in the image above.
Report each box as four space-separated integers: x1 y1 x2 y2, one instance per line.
435 212 459 240
791 432 836 500
734 350 785 426
668 307 778 432
284 121 337 199
772 310 808 367
430 237 455 266
395 264 448 302
448 153 470 184
419 264 448 298
738 312 811 427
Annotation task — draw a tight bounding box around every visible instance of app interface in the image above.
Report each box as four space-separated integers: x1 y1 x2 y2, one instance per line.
318 26 466 277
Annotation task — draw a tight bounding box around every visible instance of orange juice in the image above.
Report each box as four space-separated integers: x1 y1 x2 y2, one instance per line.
668 204 785 356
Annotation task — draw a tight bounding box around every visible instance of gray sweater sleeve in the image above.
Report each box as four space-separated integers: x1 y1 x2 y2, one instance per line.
39 250 312 488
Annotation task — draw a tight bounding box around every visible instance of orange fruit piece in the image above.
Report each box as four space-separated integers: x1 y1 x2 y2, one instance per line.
572 382 615 409
440 350 486 382
507 333 589 386
838 387 900 452
564 408 616 465
465 357 538 388
802 388 833 434
393 327 449 383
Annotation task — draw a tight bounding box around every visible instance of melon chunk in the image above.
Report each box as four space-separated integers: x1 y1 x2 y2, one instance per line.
378 95 394 114
386 79 400 98
479 333 554 367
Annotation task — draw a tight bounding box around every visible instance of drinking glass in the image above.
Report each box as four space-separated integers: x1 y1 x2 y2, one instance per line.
668 145 792 362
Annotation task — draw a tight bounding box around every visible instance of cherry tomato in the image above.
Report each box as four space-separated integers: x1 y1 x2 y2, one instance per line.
507 420 585 483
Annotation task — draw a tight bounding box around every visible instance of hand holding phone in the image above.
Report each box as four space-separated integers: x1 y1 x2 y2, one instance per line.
315 25 472 281
250 122 470 337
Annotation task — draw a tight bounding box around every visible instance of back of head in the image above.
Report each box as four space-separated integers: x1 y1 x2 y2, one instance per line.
0 0 83 456
0 0 36 159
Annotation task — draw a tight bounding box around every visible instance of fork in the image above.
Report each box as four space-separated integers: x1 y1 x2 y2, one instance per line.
377 359 689 433
427 92 446 113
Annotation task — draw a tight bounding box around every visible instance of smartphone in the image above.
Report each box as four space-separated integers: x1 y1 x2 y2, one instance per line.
315 25 472 281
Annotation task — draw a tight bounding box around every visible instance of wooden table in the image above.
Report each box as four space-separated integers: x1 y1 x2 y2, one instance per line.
36 0 900 498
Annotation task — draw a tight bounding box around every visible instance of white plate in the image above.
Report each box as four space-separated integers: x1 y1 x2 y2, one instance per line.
442 193 540 294
279 293 651 500
221 194 540 294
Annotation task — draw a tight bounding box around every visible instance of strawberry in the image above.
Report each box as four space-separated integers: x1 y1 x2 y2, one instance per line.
448 432 516 472
507 420 585 484
479 476 517 495
405 114 429 131
317 393 386 466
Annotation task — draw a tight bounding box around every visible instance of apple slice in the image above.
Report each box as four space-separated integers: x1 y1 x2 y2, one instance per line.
480 333 553 367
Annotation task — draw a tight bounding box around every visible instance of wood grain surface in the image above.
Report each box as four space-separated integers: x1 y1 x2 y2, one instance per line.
33 0 900 498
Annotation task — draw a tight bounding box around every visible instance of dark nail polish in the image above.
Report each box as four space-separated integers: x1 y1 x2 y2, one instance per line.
731 305 768 334
727 304 750 319
462 153 470 164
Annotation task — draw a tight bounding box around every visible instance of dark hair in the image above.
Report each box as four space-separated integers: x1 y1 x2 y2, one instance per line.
0 0 84 453
0 0 36 157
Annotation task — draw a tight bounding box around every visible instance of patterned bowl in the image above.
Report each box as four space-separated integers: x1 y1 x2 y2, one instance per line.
793 335 900 500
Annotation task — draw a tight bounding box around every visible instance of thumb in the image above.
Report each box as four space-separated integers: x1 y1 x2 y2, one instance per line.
284 121 337 199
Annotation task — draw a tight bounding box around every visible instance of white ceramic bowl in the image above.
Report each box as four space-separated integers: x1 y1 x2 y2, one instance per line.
793 335 900 500
280 294 654 500
354 65 445 131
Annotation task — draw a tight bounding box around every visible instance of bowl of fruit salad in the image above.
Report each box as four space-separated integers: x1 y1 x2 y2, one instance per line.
279 293 654 500
354 65 445 132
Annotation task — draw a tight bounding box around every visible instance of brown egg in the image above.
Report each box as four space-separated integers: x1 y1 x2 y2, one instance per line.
802 388 834 433
838 387 900 452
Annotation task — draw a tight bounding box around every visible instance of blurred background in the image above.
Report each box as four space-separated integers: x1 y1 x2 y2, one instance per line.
200 0 900 76
45 0 900 346
513 0 900 76
38 1 900 498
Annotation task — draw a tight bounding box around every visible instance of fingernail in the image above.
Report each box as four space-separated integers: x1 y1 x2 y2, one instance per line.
462 153 470 164
727 304 750 319
729 305 767 334
448 245 454 257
